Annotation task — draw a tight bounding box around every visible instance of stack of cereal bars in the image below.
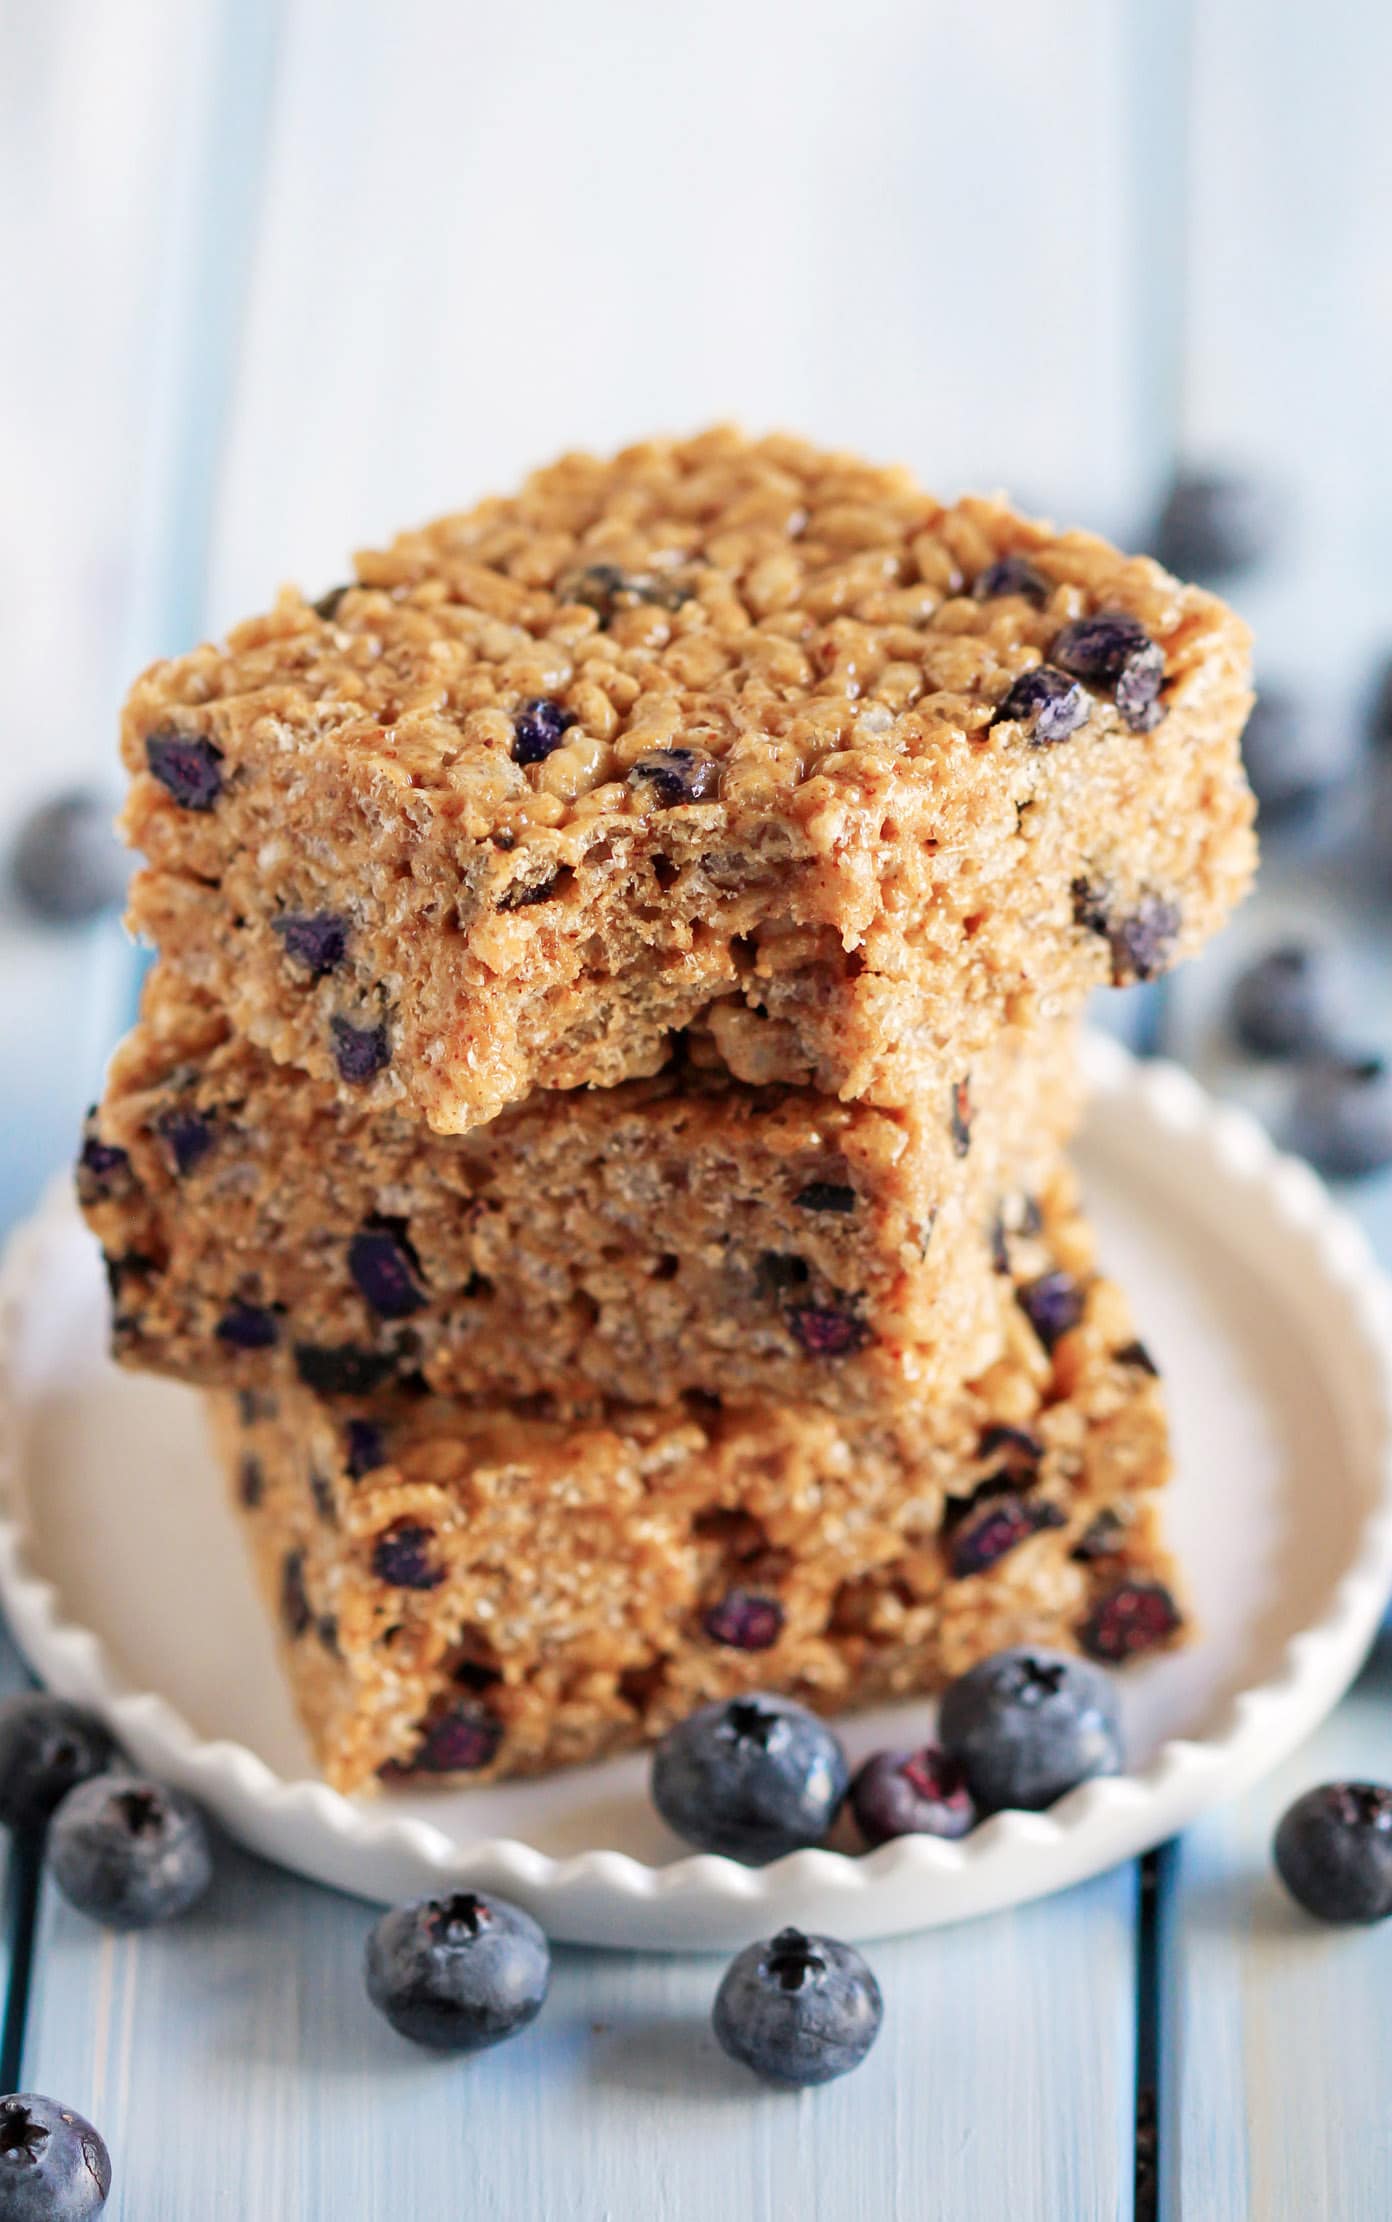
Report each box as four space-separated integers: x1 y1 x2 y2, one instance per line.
77 432 1255 1795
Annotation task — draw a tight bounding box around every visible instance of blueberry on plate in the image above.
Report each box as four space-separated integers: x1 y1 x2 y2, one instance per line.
1228 943 1338 1060
48 1774 212 1929
1274 1783 1392 1924
364 1890 550 2051
850 1746 976 1847
937 1646 1123 1814
713 1926 883 2087
650 1695 848 1864
0 1697 118 1836
1285 1054 1392 1180
7 791 129 924
0 2093 111 2218
1151 466 1285 582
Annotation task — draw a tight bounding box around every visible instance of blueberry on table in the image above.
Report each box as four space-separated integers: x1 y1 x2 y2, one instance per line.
47 1774 212 1929
1228 943 1338 1060
0 2093 111 2218
850 1747 976 1847
938 1647 1124 1814
1151 467 1285 582
7 790 128 924
364 1890 550 2051
0 1696 117 1836
1274 1783 1392 1924
650 1695 849 1864
1286 1054 1392 1180
712 1927 883 2087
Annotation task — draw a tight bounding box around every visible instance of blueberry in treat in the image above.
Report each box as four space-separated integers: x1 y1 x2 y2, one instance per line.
1151 467 1285 582
237 1454 263 1508
1274 1783 1392 1924
0 1697 118 1836
792 1180 857 1214
511 698 577 766
1114 1339 1159 1376
144 730 224 810
48 1774 212 1929
74 1125 129 1203
215 1301 280 1351
1107 894 1181 981
345 1417 389 1478
1052 612 1166 731
947 1491 1065 1578
365 1889 550 2052
294 1343 399 1397
274 911 349 979
1017 1269 1084 1352
627 748 720 806
384 1704 503 1778
789 1304 871 1358
973 554 1049 604
702 1590 784 1652
156 1108 214 1176
329 1015 391 1084
1286 1054 1392 1180
281 1549 312 1636
651 1694 848 1864
1070 1508 1126 1562
938 1646 1123 1813
977 1424 1044 1475
712 1927 882 2087
850 1747 976 1846
348 1221 427 1318
372 1520 445 1591
309 1467 337 1524
558 564 692 623
1079 1579 1182 1663
0 2093 111 2218
990 665 1090 744
312 584 352 621
8 789 128 924
236 1387 277 1425
950 1078 973 1157
1229 942 1337 1060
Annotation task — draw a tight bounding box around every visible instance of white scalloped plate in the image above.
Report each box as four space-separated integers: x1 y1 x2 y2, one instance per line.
2 1035 1391 1949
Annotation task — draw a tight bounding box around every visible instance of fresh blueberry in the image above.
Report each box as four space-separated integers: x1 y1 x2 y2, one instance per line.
712 1927 883 2087
1017 1270 1084 1352
650 1695 849 1864
348 1223 426 1318
274 911 348 978
1151 467 1285 582
1228 943 1337 1060
329 1016 391 1084
48 1774 212 1929
365 1889 550 2052
938 1646 1123 1813
0 1697 118 1835
990 665 1090 744
383 1705 503 1779
702 1590 784 1651
144 731 224 810
294 1342 399 1397
7 790 128 924
0 2093 111 2218
1078 1580 1182 1662
344 1417 389 1478
973 554 1049 604
215 1301 280 1351
372 1521 444 1590
628 748 721 806
850 1747 976 1846
1274 1783 1392 1923
1286 1054 1392 1180
792 1181 857 1214
789 1304 870 1358
511 698 577 766
1052 613 1166 731
1240 686 1355 823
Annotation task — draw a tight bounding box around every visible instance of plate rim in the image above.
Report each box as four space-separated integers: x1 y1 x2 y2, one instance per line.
3 1032 1392 1941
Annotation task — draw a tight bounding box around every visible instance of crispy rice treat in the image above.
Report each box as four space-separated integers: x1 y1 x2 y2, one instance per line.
120 429 1254 1136
208 1171 1184 1794
79 965 1081 1417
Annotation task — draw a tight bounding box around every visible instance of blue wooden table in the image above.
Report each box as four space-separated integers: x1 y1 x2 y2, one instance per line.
5 4 1392 2212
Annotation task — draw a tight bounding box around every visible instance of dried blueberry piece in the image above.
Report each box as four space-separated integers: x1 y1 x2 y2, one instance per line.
75 1123 130 1201
308 1467 336 1525
703 1590 784 1652
556 562 627 621
1286 1055 1392 1180
989 1212 1011 1274
215 1301 280 1352
1017 1270 1084 1352
1109 895 1181 982
157 1109 214 1176
977 1424 1044 1473
793 1181 857 1214
345 1417 389 1478
950 1078 972 1157
496 868 569 912
973 554 1049 605
511 698 577 766
1071 876 1111 939
759 1252 810 1294
1053 612 1166 731
9 787 129 922
312 583 352 620
294 1343 398 1397
349 1221 427 1319
789 1305 871 1358
236 1387 277 1424
628 748 721 806
145 730 224 810
1152 468 1284 583
330 1015 391 1084
274 911 349 979
281 1549 312 1638
948 1492 1065 1578
1114 1339 1159 1375
1229 943 1337 1060
1080 1579 1182 1662
373 1520 445 1591
990 665 1090 744
1071 1509 1126 1562
384 1705 503 1778
317 1615 340 1654
237 1454 263 1508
